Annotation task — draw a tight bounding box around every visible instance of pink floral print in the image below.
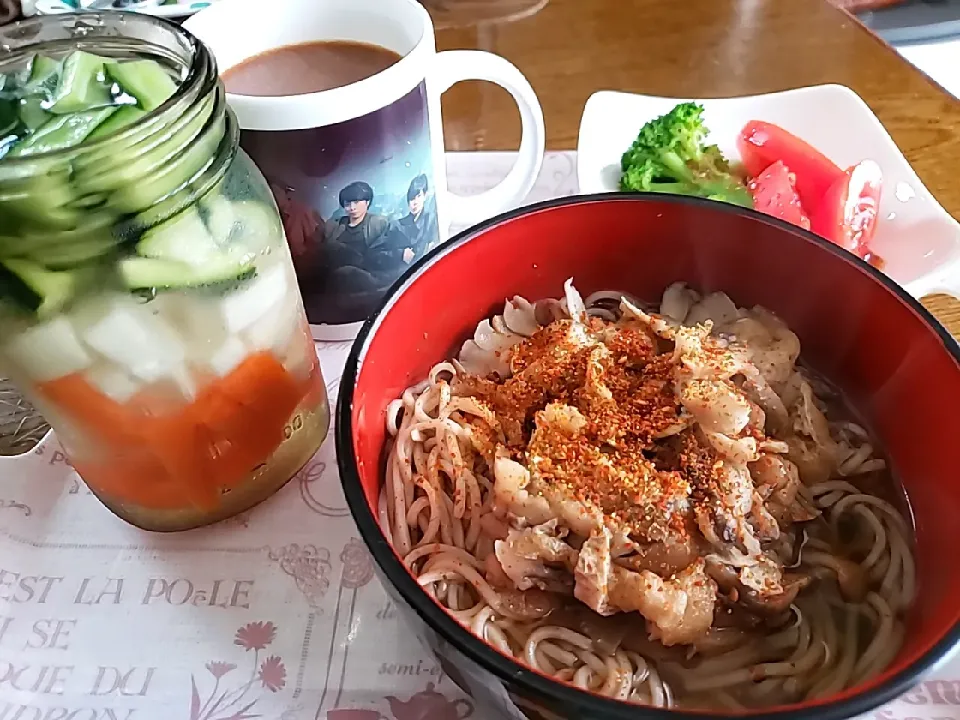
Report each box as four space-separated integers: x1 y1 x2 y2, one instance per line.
190 621 287 720
205 662 237 680
258 655 287 693
234 621 277 652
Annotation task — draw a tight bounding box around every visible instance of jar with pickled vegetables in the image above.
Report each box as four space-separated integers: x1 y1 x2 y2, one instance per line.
0 13 330 531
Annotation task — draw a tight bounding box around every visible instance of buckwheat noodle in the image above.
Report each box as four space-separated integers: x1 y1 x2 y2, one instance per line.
379 285 914 710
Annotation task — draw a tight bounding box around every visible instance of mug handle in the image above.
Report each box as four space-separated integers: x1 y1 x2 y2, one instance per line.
431 50 546 227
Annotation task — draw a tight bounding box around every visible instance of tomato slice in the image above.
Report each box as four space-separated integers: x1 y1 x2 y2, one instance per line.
748 160 811 231
809 160 882 259
738 121 844 210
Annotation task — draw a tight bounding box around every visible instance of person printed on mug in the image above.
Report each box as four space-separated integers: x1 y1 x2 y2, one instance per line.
323 181 390 247
398 173 439 263
320 181 402 315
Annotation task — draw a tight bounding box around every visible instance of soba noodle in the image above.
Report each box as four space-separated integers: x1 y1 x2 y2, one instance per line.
380 281 914 710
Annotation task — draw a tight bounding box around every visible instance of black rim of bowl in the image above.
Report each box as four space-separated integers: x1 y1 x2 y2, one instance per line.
336 192 960 720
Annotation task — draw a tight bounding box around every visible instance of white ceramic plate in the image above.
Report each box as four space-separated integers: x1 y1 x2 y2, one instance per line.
577 85 960 300
32 0 215 19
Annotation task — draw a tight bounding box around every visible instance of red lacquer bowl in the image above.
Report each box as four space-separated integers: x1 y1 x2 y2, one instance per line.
336 194 960 720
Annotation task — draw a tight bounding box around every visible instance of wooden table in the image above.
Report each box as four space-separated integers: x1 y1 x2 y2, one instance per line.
428 0 960 334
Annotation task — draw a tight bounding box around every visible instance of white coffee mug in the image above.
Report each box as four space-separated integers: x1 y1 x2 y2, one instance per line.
184 0 545 340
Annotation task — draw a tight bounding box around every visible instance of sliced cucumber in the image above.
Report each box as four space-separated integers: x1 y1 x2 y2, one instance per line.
0 215 113 252
86 105 146 141
24 55 60 94
110 110 223 213
120 256 255 291
204 196 281 257
8 107 117 157
0 73 19 101
132 188 192 230
136 206 218 264
40 235 121 268
106 60 177 112
0 222 121 270
67 192 108 210
0 258 77 317
18 97 50 132
0 172 81 231
133 207 255 283
0 99 18 138
48 51 112 114
0 234 19 256
77 95 219 211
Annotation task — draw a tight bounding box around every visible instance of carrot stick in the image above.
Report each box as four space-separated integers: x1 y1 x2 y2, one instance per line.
73 454 181 509
220 351 305 426
192 352 305 489
40 374 218 509
193 387 278 489
42 352 309 512
137 411 220 510
37 373 136 444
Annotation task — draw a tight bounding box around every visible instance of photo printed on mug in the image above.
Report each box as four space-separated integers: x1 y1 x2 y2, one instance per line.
239 83 441 327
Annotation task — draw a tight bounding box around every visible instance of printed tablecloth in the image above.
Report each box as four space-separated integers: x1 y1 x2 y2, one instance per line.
0 151 956 720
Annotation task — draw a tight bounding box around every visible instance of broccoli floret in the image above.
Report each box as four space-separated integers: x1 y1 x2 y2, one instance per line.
619 102 753 208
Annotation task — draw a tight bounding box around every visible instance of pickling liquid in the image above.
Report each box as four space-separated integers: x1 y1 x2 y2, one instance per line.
100 386 330 532
49 325 330 532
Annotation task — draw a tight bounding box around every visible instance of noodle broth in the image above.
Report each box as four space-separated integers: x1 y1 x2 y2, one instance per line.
379 282 915 712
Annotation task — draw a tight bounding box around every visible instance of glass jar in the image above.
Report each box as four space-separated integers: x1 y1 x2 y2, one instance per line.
0 12 329 531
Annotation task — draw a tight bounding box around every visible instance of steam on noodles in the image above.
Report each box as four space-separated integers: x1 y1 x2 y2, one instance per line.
381 281 914 710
